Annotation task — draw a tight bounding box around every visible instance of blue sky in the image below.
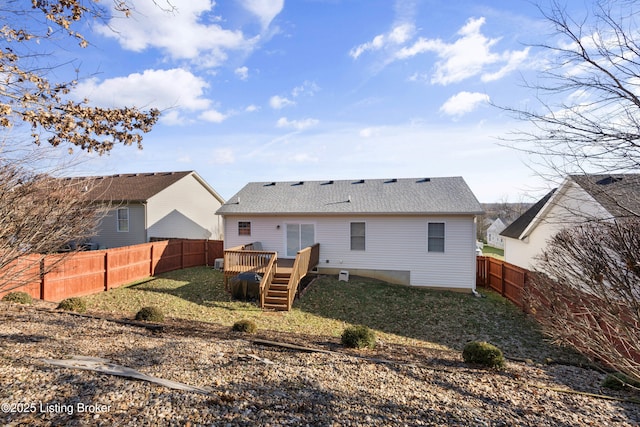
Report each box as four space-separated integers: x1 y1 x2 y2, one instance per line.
52 0 588 202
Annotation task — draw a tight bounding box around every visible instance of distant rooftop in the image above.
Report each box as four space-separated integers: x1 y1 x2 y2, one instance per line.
68 171 194 202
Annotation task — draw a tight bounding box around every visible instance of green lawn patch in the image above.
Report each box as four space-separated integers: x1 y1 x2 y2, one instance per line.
84 266 582 363
482 245 504 259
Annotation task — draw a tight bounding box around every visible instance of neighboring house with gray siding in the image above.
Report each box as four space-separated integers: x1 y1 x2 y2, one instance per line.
80 171 225 249
216 177 483 291
501 174 640 270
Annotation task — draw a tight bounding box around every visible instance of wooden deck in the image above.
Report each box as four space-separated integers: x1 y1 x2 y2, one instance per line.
223 244 319 311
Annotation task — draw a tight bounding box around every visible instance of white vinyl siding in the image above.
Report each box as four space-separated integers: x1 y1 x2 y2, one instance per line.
222 214 477 289
146 173 224 240
117 208 129 232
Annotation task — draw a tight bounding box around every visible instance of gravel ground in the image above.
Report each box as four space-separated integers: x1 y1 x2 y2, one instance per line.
0 301 639 426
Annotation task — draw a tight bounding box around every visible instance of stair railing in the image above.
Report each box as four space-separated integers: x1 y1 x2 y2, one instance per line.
286 243 320 310
259 254 277 309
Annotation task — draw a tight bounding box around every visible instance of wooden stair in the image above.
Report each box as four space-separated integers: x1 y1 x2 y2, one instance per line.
262 271 291 311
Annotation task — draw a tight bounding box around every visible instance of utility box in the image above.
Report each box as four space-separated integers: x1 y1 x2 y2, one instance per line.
338 270 349 282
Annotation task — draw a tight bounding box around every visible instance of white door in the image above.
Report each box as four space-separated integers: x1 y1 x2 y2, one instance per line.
286 223 315 257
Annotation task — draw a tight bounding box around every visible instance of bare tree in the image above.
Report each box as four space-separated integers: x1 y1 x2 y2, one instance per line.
504 0 640 181
527 218 640 383
1 0 160 154
502 1 640 382
0 148 107 293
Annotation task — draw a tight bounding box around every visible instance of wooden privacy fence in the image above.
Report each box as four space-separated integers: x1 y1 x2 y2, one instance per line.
476 256 528 310
0 239 223 302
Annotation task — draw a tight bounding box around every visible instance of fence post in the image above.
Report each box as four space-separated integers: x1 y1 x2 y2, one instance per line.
181 240 185 269
501 261 506 297
205 239 209 266
149 243 154 276
39 257 45 300
104 251 109 291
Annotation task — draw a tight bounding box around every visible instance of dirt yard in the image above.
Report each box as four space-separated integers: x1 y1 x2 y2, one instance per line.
0 301 638 426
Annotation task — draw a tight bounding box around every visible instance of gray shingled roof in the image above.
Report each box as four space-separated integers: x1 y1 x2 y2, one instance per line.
216 177 483 215
500 189 556 239
69 171 193 202
569 174 640 218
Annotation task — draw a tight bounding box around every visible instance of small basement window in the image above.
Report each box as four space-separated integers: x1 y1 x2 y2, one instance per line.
238 221 251 236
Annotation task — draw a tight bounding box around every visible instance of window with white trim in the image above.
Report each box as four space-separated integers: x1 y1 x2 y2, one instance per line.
428 222 445 252
117 207 129 232
350 222 366 251
238 221 251 236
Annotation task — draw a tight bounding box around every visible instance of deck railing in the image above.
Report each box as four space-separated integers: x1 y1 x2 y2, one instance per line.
285 243 320 310
259 254 277 308
223 244 276 289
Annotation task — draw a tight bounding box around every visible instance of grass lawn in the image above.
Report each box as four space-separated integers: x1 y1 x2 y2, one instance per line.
482 245 504 259
84 266 580 363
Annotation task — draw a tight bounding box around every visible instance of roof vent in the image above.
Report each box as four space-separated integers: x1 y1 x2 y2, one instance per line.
352 179 365 184
321 180 334 185
292 181 304 186
385 178 397 183
264 182 276 187
416 178 431 183
596 176 622 185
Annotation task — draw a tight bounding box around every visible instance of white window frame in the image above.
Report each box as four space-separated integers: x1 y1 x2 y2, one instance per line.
117 207 129 232
238 221 251 236
427 222 445 253
350 221 366 251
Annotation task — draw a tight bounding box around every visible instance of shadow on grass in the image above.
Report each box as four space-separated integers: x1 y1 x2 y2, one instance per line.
295 275 585 364
90 267 583 364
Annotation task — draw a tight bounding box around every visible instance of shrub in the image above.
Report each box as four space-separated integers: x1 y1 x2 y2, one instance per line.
602 372 640 390
135 306 165 322
232 319 257 334
2 291 33 305
462 341 505 369
57 297 87 313
341 325 376 349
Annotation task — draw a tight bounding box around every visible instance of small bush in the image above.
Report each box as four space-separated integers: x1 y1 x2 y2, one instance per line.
462 341 505 369
232 319 257 334
602 372 640 390
135 306 165 322
57 297 87 313
2 291 33 305
341 325 376 349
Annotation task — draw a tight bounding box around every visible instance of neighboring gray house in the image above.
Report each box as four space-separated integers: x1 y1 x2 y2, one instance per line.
501 174 640 269
81 171 225 249
486 218 506 249
216 177 484 291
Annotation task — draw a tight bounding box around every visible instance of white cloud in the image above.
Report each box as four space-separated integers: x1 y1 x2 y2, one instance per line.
440 91 490 117
96 0 282 67
276 117 319 130
239 0 284 29
245 104 260 112
359 127 382 138
396 17 529 85
292 81 320 97
211 148 235 164
235 66 249 80
73 68 210 111
350 23 415 59
199 109 227 123
269 95 296 109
